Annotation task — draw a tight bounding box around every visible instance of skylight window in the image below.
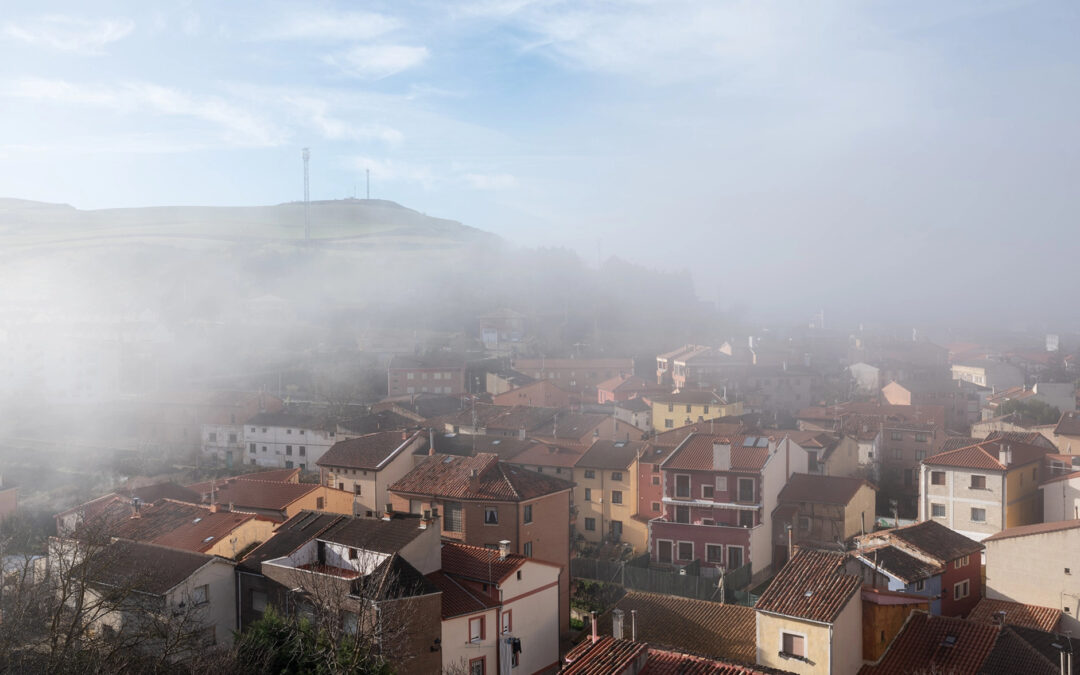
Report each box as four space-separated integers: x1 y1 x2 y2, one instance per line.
202 536 214 543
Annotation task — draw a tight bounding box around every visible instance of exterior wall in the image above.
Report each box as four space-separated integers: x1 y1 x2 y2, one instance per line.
1004 462 1043 528
381 593 443 674
614 405 651 431
1052 432 1080 454
499 561 561 674
919 464 1005 541
830 592 863 675
573 462 643 551
819 436 860 478
492 381 572 408
204 517 274 560
848 559 943 615
850 363 881 394
0 486 17 520
741 372 819 417
202 423 245 466
862 597 928 661
844 485 877 540
243 423 336 471
512 359 633 395
284 486 356 519
952 363 1023 391
320 434 424 516
441 609 498 675
755 613 833 675
651 400 744 431
940 552 981 617
388 366 466 397
1042 476 1080 522
984 528 1080 635
637 459 664 526
168 559 237 647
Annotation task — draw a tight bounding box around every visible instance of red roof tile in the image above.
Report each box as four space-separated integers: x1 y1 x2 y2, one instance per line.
440 541 527 583
426 569 499 619
1055 411 1080 436
858 612 1000 675
923 439 1050 471
316 430 417 470
663 433 775 472
184 477 320 512
982 518 1080 542
510 441 588 468
754 548 862 624
967 598 1062 632
390 453 573 501
564 638 772 675
777 473 872 506
108 498 258 553
577 440 650 470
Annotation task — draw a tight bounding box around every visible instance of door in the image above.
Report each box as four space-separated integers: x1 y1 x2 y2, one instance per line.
658 540 673 564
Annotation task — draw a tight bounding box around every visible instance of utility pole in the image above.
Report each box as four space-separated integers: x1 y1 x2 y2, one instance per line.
302 147 310 241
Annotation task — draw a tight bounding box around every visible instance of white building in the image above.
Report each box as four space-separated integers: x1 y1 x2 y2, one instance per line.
1042 467 1080 522
243 411 336 471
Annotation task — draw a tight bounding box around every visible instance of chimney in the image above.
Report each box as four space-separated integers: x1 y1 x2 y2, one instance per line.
469 468 481 492
999 444 1012 467
994 610 1006 626
498 539 511 560
428 427 435 455
210 502 220 513
631 609 637 641
382 503 393 521
130 497 142 519
420 509 431 529
612 608 624 640
712 441 731 471
590 611 598 644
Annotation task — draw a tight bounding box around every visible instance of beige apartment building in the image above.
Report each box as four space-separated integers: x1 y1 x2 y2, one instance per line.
573 440 646 552
316 429 426 517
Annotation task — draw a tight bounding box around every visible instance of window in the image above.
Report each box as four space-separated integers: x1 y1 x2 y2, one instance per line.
665 419 673 428
262 427 267 433
485 507 498 525
970 508 986 522
703 405 709 415
675 505 690 523
584 518 596 531
191 584 209 606
523 541 532 557
262 446 267 452
668 403 674 412
915 433 928 443
299 446 306 456
407 372 414 380
611 491 623 504
931 503 946 517
737 478 754 502
342 611 359 635
228 433 237 443
652 464 660 473
584 488 592 502
612 471 623 481
677 541 693 560
675 475 691 498
798 516 810 531
651 502 660 512
915 579 925 591
249 443 255 454
501 611 512 635
890 431 903 441
584 469 595 479
686 404 692 413
523 504 533 524
739 510 754 528
251 590 267 612
444 502 463 532
931 471 945 485
251 427 256 432
970 475 986 489
702 484 714 499
954 555 970 568
781 632 806 658
470 657 486 675
286 445 292 455
706 544 723 563
349 548 358 560
208 432 217 442
286 429 292 435
468 617 485 643
652 476 660 485
354 484 362 495
286 461 294 469
953 579 970 600
316 497 324 509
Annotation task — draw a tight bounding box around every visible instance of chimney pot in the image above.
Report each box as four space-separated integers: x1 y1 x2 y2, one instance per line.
612 608 624 640
499 539 511 560
590 611 598 644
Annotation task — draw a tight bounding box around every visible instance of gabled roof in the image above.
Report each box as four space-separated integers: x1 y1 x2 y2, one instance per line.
184 477 321 513
246 411 332 431
127 482 202 504
614 397 651 413
426 569 499 619
390 453 573 501
577 440 649 470
315 513 428 554
858 612 1001 675
592 590 756 664
440 541 531 583
652 422 746 449
316 430 417 470
1055 410 1080 436
563 637 774 675
979 625 1060 675
663 433 775 472
938 436 980 453
429 434 539 460
982 518 1080 543
754 548 862 624
186 469 300 496
530 413 609 440
922 439 1050 472
238 511 344 572
83 539 226 596
777 473 872 506
967 598 1062 632
649 390 727 405
106 499 259 553
866 520 984 563
388 353 466 369
855 545 941 584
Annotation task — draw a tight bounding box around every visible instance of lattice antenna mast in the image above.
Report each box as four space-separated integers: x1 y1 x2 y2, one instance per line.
302 147 310 241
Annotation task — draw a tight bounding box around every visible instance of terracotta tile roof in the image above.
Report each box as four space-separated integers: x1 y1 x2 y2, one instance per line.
593 591 756 663
979 625 1060 675
316 513 428 554
984 430 1055 449
564 638 774 675
426 569 499 619
316 430 417 470
663 433 774 472
858 612 1000 675
967 598 1062 632
440 541 527 583
615 397 652 413
429 434 539 460
923 443 1007 471
107 498 258 553
641 649 774 675
390 453 573 501
855 545 941 584
388 353 466 369
577 440 649 470
777 473 871 506
649 390 727 405
513 358 633 371
127 482 202 504
237 468 301 483
184 477 320 512
754 548 862 624
652 422 745 448
247 410 333 431
530 413 609 440
510 441 588 468
939 436 980 453
863 520 983 563
83 539 225 596
861 587 931 606
982 518 1080 543
1055 411 1080 436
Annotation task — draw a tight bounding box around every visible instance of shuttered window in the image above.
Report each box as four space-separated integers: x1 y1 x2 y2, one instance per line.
444 501 463 532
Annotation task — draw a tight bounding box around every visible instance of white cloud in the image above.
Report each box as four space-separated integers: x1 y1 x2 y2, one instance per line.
463 172 517 190
2 15 134 54
327 44 430 79
3 78 285 148
282 96 404 144
346 155 436 188
255 11 400 42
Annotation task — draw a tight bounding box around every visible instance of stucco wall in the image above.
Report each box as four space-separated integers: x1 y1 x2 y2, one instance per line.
985 528 1080 634
756 613 832 675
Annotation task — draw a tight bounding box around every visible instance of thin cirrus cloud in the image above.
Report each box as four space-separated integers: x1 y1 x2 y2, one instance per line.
2 14 135 54
252 10 401 42
326 44 430 79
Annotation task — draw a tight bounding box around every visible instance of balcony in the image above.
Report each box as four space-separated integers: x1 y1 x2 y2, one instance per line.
662 496 760 511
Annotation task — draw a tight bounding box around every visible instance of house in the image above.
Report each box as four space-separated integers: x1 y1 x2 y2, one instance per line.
882 378 978 431
1041 467 1080 521
784 430 861 477
668 347 747 390
1052 411 1080 454
849 362 882 395
129 389 284 455
563 636 776 675
773 474 876 557
952 360 1024 391
596 375 666 404
528 412 640 447
507 440 586 479
754 548 864 675
983 519 1080 635
387 353 467 397
484 368 536 396
243 411 337 470
656 345 712 386
971 412 1057 442
491 379 574 408
635 442 679 536
614 397 653 431
851 520 984 617
388 452 574 635
478 308 527 352
316 429 426 517
573 439 648 551
918 438 1053 541
237 511 443 673
736 366 821 419
433 542 562 674
69 539 236 649
967 598 1063 633
591 590 758 664
511 357 634 395
983 383 1077 420
200 391 286 467
859 587 929 662
649 433 809 575
184 476 355 522
649 391 745 431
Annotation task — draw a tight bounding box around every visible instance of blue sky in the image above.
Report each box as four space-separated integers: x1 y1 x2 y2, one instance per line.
3 1 1079 324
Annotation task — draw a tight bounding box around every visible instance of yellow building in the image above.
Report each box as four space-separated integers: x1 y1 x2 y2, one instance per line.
649 391 744 431
755 548 863 675
573 440 646 552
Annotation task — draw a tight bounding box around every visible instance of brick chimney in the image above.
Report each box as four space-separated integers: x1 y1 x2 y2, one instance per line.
428 427 436 455
712 441 731 471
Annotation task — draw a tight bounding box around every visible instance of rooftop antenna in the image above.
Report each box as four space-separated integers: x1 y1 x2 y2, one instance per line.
302 147 310 241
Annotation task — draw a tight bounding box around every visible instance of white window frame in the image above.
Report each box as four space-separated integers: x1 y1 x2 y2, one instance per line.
737 477 755 502
970 507 986 523
676 540 694 561
778 628 808 659
674 474 691 498
468 616 484 643
931 503 946 518
953 579 970 601
701 484 714 499
705 544 723 564
656 538 674 564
